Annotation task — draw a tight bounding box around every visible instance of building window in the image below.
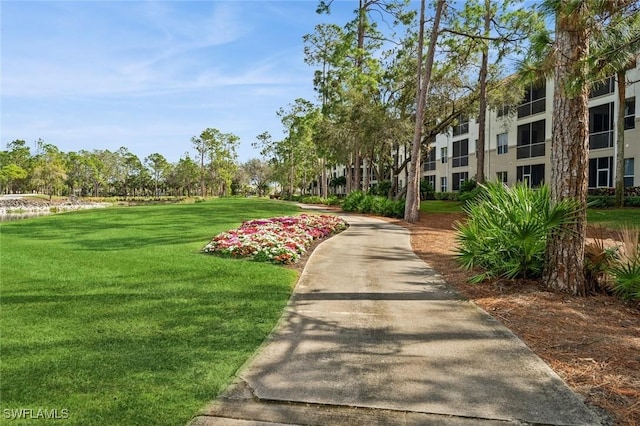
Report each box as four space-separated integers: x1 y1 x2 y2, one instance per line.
625 98 636 130
496 105 509 118
517 120 545 159
624 158 634 188
424 175 436 192
452 139 469 168
441 147 448 163
423 147 436 171
452 114 469 136
518 81 546 118
452 172 469 191
496 171 508 184
516 164 545 187
497 132 508 155
589 76 615 98
588 157 613 188
440 176 448 192
589 102 614 149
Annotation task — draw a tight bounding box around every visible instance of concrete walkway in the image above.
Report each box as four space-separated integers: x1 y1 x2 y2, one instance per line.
190 214 603 425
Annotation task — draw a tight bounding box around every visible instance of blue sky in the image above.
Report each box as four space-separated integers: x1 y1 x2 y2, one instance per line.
1 0 368 163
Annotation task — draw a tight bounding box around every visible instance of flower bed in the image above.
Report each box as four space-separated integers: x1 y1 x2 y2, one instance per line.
202 214 348 264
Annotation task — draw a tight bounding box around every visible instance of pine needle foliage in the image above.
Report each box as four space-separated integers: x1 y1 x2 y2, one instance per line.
455 182 578 283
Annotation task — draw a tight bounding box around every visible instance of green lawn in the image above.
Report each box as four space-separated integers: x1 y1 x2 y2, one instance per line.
419 200 639 231
0 198 300 425
420 200 463 214
587 207 640 230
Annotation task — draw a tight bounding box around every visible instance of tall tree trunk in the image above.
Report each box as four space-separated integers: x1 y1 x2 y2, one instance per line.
476 0 491 184
289 160 294 199
389 144 400 198
615 69 626 208
363 156 370 191
543 2 590 295
345 154 352 194
405 0 445 223
354 148 362 191
200 155 205 197
321 158 328 198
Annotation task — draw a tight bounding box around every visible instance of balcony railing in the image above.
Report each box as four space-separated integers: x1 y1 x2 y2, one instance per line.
589 130 613 150
452 155 469 168
516 142 545 159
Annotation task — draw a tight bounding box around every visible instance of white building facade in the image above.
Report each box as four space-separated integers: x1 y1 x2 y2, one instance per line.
424 62 639 193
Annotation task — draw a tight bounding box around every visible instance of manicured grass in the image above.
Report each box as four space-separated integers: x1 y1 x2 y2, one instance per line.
587 207 640 230
420 200 463 214
419 201 639 231
0 198 301 425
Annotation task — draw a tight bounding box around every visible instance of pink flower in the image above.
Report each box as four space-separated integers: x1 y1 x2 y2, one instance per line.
202 214 347 264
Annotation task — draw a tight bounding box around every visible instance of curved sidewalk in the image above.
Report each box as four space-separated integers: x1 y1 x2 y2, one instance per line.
190 214 602 425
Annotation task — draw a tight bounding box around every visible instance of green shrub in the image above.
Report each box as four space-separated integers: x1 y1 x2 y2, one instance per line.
370 180 392 197
435 192 458 201
459 179 477 193
298 195 342 207
325 196 341 206
387 199 405 218
420 179 435 200
357 193 374 212
608 226 640 301
587 195 614 208
300 195 324 204
341 191 404 218
455 182 577 283
625 196 640 207
609 258 640 301
458 186 486 206
342 191 367 212
586 194 640 208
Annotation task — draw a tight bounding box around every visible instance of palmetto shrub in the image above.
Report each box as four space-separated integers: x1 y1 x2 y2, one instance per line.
610 259 640 301
609 226 640 301
342 191 404 218
455 182 577 283
342 191 367 212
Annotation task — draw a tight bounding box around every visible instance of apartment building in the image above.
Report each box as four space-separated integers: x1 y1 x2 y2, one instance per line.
326 59 638 196
424 61 639 193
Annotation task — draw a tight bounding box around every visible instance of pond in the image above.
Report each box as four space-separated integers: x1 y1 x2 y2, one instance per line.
0 203 112 222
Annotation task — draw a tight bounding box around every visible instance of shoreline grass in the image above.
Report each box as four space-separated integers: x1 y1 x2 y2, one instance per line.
1 198 301 425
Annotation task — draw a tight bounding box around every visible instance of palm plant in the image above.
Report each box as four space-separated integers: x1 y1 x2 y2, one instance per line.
455 181 577 283
583 229 619 292
609 225 640 301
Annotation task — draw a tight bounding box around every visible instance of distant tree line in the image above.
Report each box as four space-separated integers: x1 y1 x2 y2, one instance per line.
0 130 272 199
